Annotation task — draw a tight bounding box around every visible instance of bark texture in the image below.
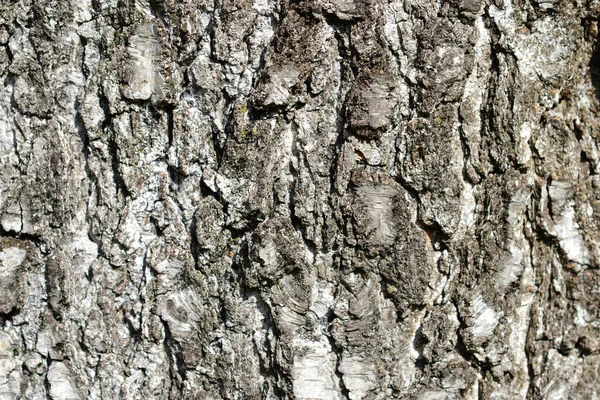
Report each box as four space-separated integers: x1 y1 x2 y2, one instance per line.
1 0 600 398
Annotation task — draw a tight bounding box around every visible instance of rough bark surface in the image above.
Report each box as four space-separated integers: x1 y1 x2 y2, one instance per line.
1 0 600 398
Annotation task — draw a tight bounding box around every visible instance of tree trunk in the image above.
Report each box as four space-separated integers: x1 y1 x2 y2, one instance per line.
1 0 599 398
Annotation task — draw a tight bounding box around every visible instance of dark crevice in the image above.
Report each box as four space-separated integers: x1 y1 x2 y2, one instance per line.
79 35 89 78
239 288 287 398
590 31 600 101
199 178 222 204
97 90 131 198
287 120 318 255
415 217 450 251
163 103 175 148
453 302 503 388
77 326 93 356
575 336 596 358
225 218 262 241
43 357 52 399
251 333 277 395
453 301 482 367
378 278 404 323
189 217 200 272
159 316 187 388
123 314 143 344
327 26 353 199
457 100 485 184
0 224 43 244
412 325 428 371
392 168 451 250
167 165 185 188
149 215 167 237
4 40 13 65
530 178 586 269
107 129 131 198
211 124 225 169
525 316 536 398
0 307 21 328
74 97 103 255
325 310 350 400
43 261 62 323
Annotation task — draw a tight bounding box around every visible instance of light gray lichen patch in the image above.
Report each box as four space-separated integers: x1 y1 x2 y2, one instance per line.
121 23 165 102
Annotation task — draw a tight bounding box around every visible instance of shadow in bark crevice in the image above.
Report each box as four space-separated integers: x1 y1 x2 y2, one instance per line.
590 39 600 101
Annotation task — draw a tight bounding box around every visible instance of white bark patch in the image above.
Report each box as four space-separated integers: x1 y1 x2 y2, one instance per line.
503 216 537 398
1 203 23 234
261 65 300 107
554 206 589 265
338 356 377 400
354 185 397 248
514 18 573 80
541 350 583 400
575 304 591 326
419 389 454 399
0 246 27 315
0 247 26 269
470 296 500 338
310 280 335 320
457 180 476 239
158 288 204 337
292 338 340 400
72 0 93 23
497 183 530 292
252 0 274 14
0 332 17 386
517 123 533 166
548 181 590 266
507 292 535 398
47 362 80 400
123 23 164 101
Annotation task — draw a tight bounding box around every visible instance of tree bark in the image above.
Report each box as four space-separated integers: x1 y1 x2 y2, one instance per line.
1 0 599 398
